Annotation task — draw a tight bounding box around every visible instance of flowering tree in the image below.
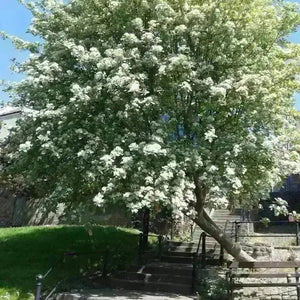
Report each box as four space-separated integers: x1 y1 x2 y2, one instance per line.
1 0 300 261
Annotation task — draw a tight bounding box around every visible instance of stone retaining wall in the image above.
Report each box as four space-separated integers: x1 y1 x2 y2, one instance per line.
233 284 298 300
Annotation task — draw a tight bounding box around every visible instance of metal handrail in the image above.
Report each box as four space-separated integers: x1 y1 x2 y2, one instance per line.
192 231 203 293
34 250 108 300
138 232 165 263
192 231 208 292
196 231 203 257
232 220 300 245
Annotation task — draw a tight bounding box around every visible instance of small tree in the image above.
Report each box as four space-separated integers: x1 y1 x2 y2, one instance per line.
1 0 300 261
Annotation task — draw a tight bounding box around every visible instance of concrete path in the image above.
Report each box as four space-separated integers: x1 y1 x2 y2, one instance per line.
56 289 198 300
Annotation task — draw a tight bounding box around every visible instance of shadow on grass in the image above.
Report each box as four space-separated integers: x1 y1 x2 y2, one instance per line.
0 226 139 298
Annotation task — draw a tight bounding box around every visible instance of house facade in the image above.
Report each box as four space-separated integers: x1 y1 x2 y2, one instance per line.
0 106 23 226
0 106 22 141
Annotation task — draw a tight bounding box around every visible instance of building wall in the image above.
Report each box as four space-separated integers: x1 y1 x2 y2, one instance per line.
0 190 15 227
0 114 19 141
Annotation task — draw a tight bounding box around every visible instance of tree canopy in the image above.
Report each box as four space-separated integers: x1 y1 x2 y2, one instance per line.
1 0 300 226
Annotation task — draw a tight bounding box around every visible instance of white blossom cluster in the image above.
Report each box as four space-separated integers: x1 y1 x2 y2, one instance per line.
270 198 289 217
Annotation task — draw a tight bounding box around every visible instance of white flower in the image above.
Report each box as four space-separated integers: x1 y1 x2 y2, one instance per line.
37 134 49 142
121 156 132 165
129 143 139 151
97 57 116 70
44 0 60 9
210 186 221 193
275 197 288 206
19 141 32 152
151 45 163 54
155 3 175 16
111 146 123 158
210 86 226 98
89 47 101 61
169 54 190 70
186 9 204 22
109 1 121 10
93 192 104 207
100 154 114 167
71 83 81 94
131 18 143 30
217 196 229 209
262 139 274 150
141 32 155 43
233 144 241 156
158 65 166 74
236 86 248 97
203 77 214 86
232 177 242 190
71 45 85 58
128 81 140 93
174 25 187 34
143 142 167 156
226 167 235 176
77 150 87 158
208 165 219 173
204 127 217 143
122 33 139 45
113 167 127 179
179 81 192 92
159 170 173 181
124 192 131 198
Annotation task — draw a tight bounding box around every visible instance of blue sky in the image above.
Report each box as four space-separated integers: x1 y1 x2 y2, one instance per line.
0 1 299 110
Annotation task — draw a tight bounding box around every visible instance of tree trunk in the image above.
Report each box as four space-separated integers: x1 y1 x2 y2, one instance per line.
194 209 255 262
193 175 254 262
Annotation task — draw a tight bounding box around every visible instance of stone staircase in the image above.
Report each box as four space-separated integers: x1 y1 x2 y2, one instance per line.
213 209 242 237
108 209 242 295
110 240 197 294
192 209 242 261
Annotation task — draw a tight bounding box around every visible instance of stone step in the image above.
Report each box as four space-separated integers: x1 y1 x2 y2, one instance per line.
165 245 197 253
214 220 239 224
193 235 232 241
110 278 193 295
161 255 194 264
165 251 195 257
168 241 219 247
144 262 193 277
213 213 240 216
169 240 220 253
214 219 238 222
181 245 220 253
166 246 197 253
114 271 192 285
213 218 240 221
213 216 239 218
201 258 223 265
192 237 223 245
213 212 240 215
166 241 196 248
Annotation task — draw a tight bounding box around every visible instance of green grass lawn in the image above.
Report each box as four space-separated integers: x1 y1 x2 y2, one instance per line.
0 226 140 300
